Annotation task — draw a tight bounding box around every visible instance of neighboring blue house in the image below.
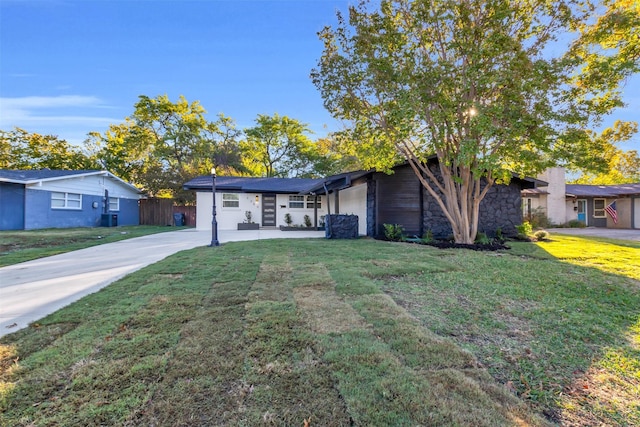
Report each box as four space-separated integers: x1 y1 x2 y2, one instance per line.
0 170 144 230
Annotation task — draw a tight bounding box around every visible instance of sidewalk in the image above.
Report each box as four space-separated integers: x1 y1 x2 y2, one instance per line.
0 228 324 338
546 227 640 242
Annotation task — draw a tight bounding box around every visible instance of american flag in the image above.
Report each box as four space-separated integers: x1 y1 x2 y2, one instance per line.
605 201 618 224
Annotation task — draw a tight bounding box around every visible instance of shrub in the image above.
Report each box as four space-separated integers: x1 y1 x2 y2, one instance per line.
534 230 550 241
284 213 293 226
567 219 585 228
244 211 254 224
383 224 405 242
421 230 434 243
516 221 533 239
303 215 312 227
525 207 554 229
495 227 505 243
475 232 491 245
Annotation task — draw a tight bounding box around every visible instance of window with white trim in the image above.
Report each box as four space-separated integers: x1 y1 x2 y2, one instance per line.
222 193 240 208
306 195 322 209
594 198 606 217
108 197 120 211
289 195 304 208
51 192 82 209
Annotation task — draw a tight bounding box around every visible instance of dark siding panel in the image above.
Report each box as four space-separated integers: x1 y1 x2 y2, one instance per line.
375 167 422 237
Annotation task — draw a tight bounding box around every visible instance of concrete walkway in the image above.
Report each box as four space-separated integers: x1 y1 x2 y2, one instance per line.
0 228 324 338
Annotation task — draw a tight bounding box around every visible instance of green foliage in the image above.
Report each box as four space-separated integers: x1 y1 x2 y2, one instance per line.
241 114 324 178
421 230 434 244
524 207 554 229
284 213 293 226
570 122 640 184
383 223 405 242
303 214 312 228
312 0 640 243
0 128 97 170
474 232 491 245
495 227 505 243
516 222 533 239
85 95 244 202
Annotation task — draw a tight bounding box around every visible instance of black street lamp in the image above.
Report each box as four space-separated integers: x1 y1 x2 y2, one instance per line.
209 167 220 247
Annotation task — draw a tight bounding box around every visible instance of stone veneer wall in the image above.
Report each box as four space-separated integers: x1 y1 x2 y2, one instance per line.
325 214 359 239
421 175 523 239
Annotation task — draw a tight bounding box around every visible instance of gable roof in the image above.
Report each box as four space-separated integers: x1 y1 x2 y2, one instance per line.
566 183 640 198
0 169 144 194
183 176 325 194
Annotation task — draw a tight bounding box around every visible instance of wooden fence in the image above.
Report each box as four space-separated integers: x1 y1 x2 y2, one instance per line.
139 198 196 227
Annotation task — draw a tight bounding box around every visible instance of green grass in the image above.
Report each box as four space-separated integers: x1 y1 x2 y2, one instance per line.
0 226 185 267
1 235 638 426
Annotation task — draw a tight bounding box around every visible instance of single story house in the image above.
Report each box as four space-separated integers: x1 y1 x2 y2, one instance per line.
182 176 330 231
521 167 640 228
185 161 541 238
0 169 144 230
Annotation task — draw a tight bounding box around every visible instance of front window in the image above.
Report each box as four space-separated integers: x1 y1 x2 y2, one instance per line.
222 193 240 208
51 192 82 209
108 197 119 211
306 195 322 209
289 195 304 208
594 199 606 218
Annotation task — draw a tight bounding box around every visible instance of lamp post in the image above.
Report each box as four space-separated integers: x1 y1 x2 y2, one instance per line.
209 167 220 247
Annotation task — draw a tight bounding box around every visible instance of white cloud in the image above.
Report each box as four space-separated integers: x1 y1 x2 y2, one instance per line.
0 95 122 144
1 95 104 110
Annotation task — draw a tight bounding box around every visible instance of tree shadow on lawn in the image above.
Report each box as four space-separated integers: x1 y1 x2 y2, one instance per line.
533 238 640 426
382 238 639 426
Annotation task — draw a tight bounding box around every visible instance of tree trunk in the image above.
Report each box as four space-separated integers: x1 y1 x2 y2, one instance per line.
406 157 493 244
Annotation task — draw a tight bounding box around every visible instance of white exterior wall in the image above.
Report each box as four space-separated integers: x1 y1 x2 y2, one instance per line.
274 194 329 227
29 174 141 199
565 199 579 223
195 191 329 230
338 183 367 235
523 194 546 216
537 167 567 225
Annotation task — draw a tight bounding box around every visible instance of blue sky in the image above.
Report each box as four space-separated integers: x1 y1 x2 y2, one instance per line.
1 0 639 153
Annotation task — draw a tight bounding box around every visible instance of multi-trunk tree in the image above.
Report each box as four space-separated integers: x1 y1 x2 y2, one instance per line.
312 0 640 243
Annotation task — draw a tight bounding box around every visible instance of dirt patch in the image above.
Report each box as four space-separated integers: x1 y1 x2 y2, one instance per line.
294 285 369 334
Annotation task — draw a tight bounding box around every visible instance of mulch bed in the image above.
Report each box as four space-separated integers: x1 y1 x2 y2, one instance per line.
422 241 510 251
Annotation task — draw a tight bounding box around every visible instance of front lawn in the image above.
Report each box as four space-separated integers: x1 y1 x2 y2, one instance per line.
0 226 185 267
1 235 638 426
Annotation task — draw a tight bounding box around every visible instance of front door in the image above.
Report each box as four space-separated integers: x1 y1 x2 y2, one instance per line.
262 194 276 226
577 199 587 224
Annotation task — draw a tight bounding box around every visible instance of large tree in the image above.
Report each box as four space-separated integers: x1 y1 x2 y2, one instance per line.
312 0 640 243
0 128 97 170
241 114 322 178
87 95 243 202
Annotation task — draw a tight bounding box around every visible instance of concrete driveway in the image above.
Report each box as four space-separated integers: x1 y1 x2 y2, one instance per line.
546 227 640 242
0 228 324 338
